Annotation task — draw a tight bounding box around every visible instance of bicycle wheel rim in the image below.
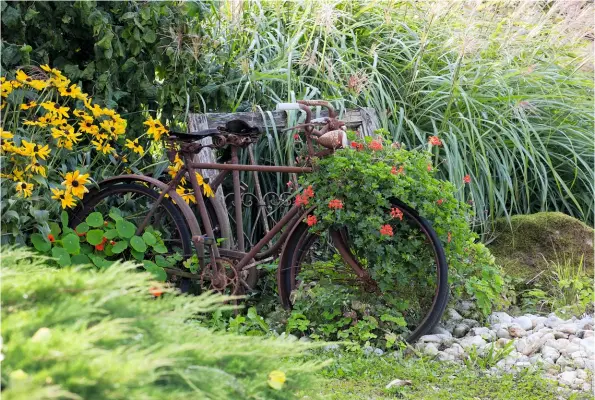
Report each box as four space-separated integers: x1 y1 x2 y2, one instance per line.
281 199 449 343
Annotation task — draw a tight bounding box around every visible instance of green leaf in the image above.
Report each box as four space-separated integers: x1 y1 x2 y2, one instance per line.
62 234 81 255
152 243 168 254
86 230 105 245
75 222 89 234
131 249 144 261
155 255 173 268
142 231 157 246
49 222 61 237
52 247 71 267
104 229 118 239
142 28 156 43
31 233 51 252
130 235 147 252
60 211 69 229
71 254 91 265
143 260 167 281
89 254 111 268
116 219 136 239
112 241 128 254
86 212 104 227
109 207 123 221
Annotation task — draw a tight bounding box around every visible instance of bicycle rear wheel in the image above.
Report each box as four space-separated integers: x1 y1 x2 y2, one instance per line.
70 182 193 280
278 199 448 343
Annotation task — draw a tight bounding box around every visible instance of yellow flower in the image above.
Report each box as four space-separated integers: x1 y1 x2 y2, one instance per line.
40 64 65 78
1 141 16 153
16 70 48 90
40 101 69 119
1 130 13 139
91 140 114 154
125 139 144 155
51 188 76 209
25 160 47 177
176 186 196 204
73 109 88 118
0 100 6 110
20 140 51 160
79 119 99 135
1 80 13 98
102 108 116 118
59 83 83 98
48 75 70 89
10 369 29 381
10 80 22 89
49 117 68 127
12 168 25 181
202 183 214 198
87 102 104 118
144 116 168 141
62 170 90 199
56 139 74 150
267 370 286 390
195 172 205 185
100 119 125 137
15 181 33 198
23 116 50 127
20 100 37 110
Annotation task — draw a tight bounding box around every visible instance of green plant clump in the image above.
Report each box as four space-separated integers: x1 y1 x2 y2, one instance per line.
1 247 325 400
288 137 504 345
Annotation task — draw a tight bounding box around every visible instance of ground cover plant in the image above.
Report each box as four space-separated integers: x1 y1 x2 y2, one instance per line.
1 247 325 400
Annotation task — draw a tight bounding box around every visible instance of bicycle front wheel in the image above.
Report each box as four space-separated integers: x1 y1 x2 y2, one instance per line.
278 198 449 343
70 181 193 267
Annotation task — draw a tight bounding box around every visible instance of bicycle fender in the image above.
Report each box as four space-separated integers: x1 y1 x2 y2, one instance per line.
99 174 203 238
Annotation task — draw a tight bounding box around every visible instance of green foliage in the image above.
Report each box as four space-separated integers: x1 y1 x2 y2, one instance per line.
1 247 325 399
1 0 213 131
316 350 583 400
463 340 515 370
303 138 504 314
29 209 178 280
519 255 594 317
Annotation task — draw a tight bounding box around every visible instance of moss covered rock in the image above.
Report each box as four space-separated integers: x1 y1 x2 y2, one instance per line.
487 212 593 280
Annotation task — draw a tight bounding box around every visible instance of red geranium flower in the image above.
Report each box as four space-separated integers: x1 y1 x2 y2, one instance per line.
48 234 55 243
95 237 108 251
427 164 433 172
149 286 163 297
295 194 309 207
380 224 393 236
428 136 442 146
351 142 364 151
436 199 444 205
306 215 317 226
328 199 343 209
369 140 383 151
463 174 471 184
293 133 300 141
303 185 314 199
390 207 403 220
391 165 405 175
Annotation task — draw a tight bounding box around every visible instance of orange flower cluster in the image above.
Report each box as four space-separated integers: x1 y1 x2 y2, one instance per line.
390 207 403 220
428 136 442 146
328 199 343 210
295 185 315 207
306 215 317 226
379 224 393 236
368 140 383 151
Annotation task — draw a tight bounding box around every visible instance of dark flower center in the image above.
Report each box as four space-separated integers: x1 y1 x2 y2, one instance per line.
85 123 92 127
21 183 27 189
66 88 72 92
72 181 80 187
59 194 65 199
34 145 40 152
54 104 60 109
26 78 32 82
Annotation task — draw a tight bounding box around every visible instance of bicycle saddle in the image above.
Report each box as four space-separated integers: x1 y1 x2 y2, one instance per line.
169 120 259 141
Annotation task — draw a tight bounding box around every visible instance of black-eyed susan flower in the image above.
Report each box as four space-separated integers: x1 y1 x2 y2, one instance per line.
1 130 13 140
16 70 48 90
40 101 69 119
12 168 24 182
125 139 144 155
73 109 88 118
144 116 168 141
20 140 51 160
25 160 47 177
56 139 74 150
1 79 13 98
59 84 83 99
20 101 37 110
62 170 90 198
202 183 214 198
15 181 33 198
91 140 114 154
23 116 50 128
100 119 125 138
40 64 65 78
51 188 76 209
176 186 196 204
79 119 99 135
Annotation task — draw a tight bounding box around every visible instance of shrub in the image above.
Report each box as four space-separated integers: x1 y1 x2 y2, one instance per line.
1 247 325 400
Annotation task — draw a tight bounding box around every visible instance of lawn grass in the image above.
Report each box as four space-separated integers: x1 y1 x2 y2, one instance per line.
310 351 591 400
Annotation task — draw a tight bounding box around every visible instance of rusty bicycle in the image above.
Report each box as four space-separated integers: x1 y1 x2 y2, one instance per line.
71 100 448 342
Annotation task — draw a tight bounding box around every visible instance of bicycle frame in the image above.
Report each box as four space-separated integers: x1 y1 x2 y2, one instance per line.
117 100 356 280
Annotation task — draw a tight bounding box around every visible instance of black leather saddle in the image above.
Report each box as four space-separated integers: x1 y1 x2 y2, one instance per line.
169 120 259 142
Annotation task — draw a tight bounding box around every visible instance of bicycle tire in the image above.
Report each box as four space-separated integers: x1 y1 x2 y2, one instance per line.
278 198 449 343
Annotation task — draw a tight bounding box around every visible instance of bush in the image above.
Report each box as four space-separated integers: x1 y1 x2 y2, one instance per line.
1 247 325 400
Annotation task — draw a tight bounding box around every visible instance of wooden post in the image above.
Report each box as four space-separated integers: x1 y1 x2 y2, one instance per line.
187 114 232 248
